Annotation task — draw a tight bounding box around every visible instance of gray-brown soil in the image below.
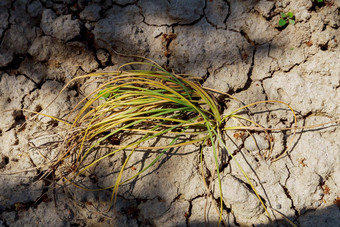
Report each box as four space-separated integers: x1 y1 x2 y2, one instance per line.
0 0 339 226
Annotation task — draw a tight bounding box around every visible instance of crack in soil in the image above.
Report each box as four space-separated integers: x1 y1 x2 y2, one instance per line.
239 30 256 46
0 8 11 47
185 199 192 226
224 0 231 25
138 1 205 28
281 165 300 219
0 218 9 227
0 184 51 221
112 0 139 8
0 72 38 132
235 46 256 94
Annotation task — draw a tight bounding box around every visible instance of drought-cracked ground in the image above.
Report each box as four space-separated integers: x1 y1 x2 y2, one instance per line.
0 0 339 226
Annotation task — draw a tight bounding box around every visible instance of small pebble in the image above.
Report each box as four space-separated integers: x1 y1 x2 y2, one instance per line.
96 49 110 65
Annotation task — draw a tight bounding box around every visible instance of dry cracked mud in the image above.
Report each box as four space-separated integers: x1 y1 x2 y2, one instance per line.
0 0 339 226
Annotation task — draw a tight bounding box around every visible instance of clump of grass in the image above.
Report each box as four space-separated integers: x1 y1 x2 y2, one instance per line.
31 60 329 226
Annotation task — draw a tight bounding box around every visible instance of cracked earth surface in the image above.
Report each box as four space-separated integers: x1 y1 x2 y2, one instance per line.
0 0 339 226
